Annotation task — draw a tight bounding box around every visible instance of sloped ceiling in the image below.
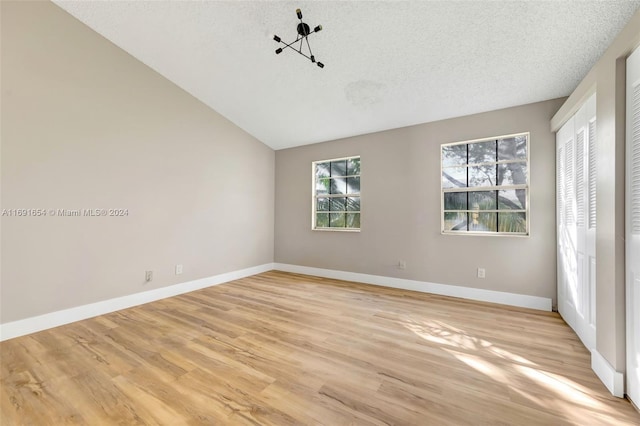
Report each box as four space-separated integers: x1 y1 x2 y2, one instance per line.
53 0 640 150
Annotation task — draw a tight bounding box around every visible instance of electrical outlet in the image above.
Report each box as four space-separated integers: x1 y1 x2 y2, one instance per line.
175 264 183 275
477 268 485 279
145 270 153 282
398 260 407 270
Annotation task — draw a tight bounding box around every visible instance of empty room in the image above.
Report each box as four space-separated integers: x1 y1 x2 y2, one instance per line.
2 0 640 424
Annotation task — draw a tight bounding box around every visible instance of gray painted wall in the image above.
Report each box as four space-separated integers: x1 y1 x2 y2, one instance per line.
0 1 275 323
275 98 565 305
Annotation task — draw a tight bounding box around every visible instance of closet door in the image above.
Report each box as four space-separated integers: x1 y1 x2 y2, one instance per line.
626 46 640 407
557 117 577 332
574 96 596 351
586 107 597 349
556 94 596 351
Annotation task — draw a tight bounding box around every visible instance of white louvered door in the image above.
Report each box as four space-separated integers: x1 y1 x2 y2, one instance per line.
556 94 596 352
557 117 577 332
587 116 597 340
575 95 596 350
557 143 566 321
626 46 640 407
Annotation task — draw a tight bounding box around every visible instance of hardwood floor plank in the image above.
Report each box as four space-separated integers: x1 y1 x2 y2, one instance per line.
2 270 639 425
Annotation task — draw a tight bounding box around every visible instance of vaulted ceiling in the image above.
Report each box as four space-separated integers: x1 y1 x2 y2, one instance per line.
53 1 640 150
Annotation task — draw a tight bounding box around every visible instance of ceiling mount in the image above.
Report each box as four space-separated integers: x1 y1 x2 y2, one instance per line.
273 9 324 68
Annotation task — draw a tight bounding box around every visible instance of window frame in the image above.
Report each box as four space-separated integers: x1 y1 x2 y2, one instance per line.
312 155 361 232
440 132 530 237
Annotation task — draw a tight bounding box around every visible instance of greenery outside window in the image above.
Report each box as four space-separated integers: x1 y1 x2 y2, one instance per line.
313 156 360 231
441 133 529 235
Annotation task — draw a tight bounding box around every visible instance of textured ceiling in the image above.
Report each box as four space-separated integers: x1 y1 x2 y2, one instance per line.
53 1 640 150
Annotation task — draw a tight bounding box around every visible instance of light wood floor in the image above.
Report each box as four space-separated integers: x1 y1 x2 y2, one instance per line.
1 271 639 425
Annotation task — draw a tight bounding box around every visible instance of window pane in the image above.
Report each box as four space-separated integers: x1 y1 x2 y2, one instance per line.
347 158 360 175
444 192 467 210
330 178 347 194
314 157 360 230
316 178 330 195
498 189 526 210
469 212 497 232
498 136 527 161
442 144 467 167
317 197 329 211
316 162 331 178
442 167 467 189
330 212 345 227
498 162 527 185
468 164 496 188
468 140 496 164
444 212 467 231
347 176 360 194
331 160 347 177
469 191 497 210
346 197 360 211
316 213 329 227
441 135 528 235
329 197 346 211
498 212 526 233
346 213 360 228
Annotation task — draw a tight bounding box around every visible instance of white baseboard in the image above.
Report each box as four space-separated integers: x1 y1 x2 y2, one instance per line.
0 263 275 342
591 349 625 397
0 262 553 342
273 263 552 311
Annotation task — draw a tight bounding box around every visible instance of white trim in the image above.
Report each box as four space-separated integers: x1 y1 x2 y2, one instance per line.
591 349 625 397
273 263 552 311
1 263 554 342
0 263 275 342
443 132 530 148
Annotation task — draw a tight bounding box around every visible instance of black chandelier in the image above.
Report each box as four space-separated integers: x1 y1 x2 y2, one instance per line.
272 9 324 68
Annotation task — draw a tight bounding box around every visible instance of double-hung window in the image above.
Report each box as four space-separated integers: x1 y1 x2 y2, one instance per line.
313 156 360 230
441 133 529 235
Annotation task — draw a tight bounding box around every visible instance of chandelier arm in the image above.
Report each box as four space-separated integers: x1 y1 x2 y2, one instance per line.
274 29 319 50
305 36 314 57
278 36 302 51
281 43 314 61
